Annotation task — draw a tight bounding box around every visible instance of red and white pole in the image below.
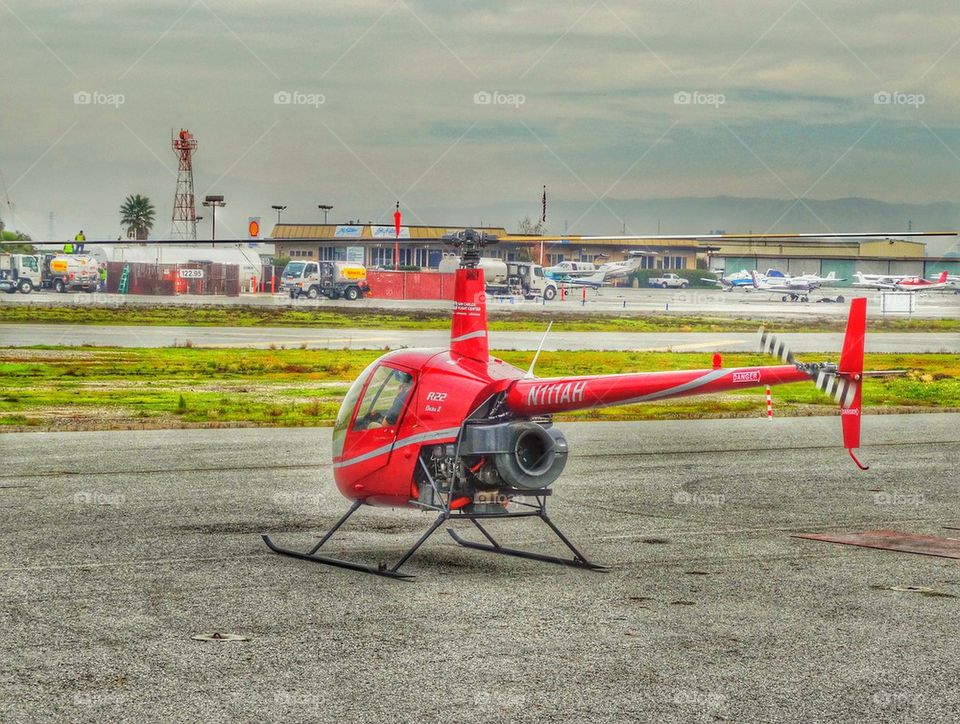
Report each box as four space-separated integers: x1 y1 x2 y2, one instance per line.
765 385 773 420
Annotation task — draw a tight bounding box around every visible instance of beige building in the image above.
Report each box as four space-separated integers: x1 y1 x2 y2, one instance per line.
272 224 698 271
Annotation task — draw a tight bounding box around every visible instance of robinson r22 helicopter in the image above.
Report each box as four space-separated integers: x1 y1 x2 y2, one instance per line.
263 229 870 579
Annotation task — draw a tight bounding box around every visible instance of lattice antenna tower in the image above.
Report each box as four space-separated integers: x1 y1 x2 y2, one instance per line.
170 128 199 239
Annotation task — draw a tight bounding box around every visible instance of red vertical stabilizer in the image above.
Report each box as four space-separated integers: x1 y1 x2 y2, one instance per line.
450 267 488 362
839 297 867 467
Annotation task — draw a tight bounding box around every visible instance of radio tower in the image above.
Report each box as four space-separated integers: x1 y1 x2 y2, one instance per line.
170 128 198 240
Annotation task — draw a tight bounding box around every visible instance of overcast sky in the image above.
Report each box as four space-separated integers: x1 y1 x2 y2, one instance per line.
1 0 958 241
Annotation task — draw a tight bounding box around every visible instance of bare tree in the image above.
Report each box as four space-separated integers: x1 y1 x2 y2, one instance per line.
516 215 545 235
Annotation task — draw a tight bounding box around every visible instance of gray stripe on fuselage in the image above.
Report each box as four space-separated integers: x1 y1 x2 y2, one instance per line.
333 426 462 469
451 330 487 343
599 367 732 407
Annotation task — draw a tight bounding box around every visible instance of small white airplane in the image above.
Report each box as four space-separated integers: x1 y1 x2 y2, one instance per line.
596 251 652 281
548 251 650 286
790 271 843 285
750 270 843 302
701 269 755 291
554 269 609 289
544 260 598 280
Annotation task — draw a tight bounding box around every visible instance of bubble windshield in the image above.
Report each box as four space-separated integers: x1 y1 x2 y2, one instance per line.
331 360 378 457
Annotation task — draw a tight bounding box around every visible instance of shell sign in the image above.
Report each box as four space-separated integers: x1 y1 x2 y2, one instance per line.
248 217 261 239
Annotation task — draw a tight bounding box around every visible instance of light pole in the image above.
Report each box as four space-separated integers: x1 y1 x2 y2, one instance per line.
317 204 333 224
202 195 225 244
271 204 287 225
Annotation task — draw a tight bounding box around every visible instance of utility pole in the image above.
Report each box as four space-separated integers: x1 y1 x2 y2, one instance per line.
202 195 225 245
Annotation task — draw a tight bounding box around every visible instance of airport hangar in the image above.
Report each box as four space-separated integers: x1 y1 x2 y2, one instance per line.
271 223 958 279
704 235 959 279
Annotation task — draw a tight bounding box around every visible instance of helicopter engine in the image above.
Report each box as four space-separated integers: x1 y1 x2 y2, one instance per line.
419 421 568 510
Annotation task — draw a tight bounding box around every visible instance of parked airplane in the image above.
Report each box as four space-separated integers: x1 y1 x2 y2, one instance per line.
544 260 597 280
701 269 755 291
853 271 950 291
750 270 844 302
596 251 650 281
702 268 838 292
552 269 609 289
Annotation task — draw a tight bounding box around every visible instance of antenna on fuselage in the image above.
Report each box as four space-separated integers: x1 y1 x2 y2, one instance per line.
525 322 553 378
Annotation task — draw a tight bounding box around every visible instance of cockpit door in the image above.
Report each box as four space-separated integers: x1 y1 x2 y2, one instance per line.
336 363 417 476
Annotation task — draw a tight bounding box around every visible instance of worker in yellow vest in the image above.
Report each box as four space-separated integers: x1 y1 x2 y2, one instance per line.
73 230 85 253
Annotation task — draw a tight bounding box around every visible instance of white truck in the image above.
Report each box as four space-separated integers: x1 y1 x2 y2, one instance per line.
438 256 558 300
647 272 690 289
0 253 42 294
282 260 369 300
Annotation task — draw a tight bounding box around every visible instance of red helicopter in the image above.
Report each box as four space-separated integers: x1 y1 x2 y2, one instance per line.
263 229 869 579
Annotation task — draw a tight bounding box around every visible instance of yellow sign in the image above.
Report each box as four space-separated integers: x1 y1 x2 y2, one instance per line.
50 259 68 273
341 267 366 280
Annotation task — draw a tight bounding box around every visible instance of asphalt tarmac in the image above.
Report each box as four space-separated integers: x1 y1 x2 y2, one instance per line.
2 323 956 353
2 414 959 722
4 284 959 319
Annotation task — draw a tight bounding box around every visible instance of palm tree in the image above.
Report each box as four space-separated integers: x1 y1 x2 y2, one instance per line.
119 194 155 240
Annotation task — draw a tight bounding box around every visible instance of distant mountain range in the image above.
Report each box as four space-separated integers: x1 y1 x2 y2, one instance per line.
422 196 960 256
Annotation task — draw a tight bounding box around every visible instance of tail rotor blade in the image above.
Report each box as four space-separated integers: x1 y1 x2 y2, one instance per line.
756 326 796 364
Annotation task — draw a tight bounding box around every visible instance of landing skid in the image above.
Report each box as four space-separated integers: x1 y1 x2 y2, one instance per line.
261 500 445 581
447 516 608 571
262 497 606 580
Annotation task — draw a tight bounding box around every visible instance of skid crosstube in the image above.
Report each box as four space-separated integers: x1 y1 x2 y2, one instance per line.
261 498 606 580
447 516 608 571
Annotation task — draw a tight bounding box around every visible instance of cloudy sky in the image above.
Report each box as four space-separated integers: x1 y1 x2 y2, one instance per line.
1 0 958 242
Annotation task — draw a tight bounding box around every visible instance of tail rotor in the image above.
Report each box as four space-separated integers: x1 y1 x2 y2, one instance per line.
756 297 868 469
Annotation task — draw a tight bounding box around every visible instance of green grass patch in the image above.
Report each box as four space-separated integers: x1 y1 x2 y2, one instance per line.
1 347 956 431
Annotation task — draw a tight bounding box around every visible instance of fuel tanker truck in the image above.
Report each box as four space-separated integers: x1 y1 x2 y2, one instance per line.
41 253 100 292
282 260 369 300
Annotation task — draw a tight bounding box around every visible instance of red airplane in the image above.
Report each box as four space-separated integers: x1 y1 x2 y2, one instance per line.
263 229 870 579
893 270 950 290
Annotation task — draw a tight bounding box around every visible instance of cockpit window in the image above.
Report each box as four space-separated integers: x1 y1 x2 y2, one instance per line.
352 367 415 431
